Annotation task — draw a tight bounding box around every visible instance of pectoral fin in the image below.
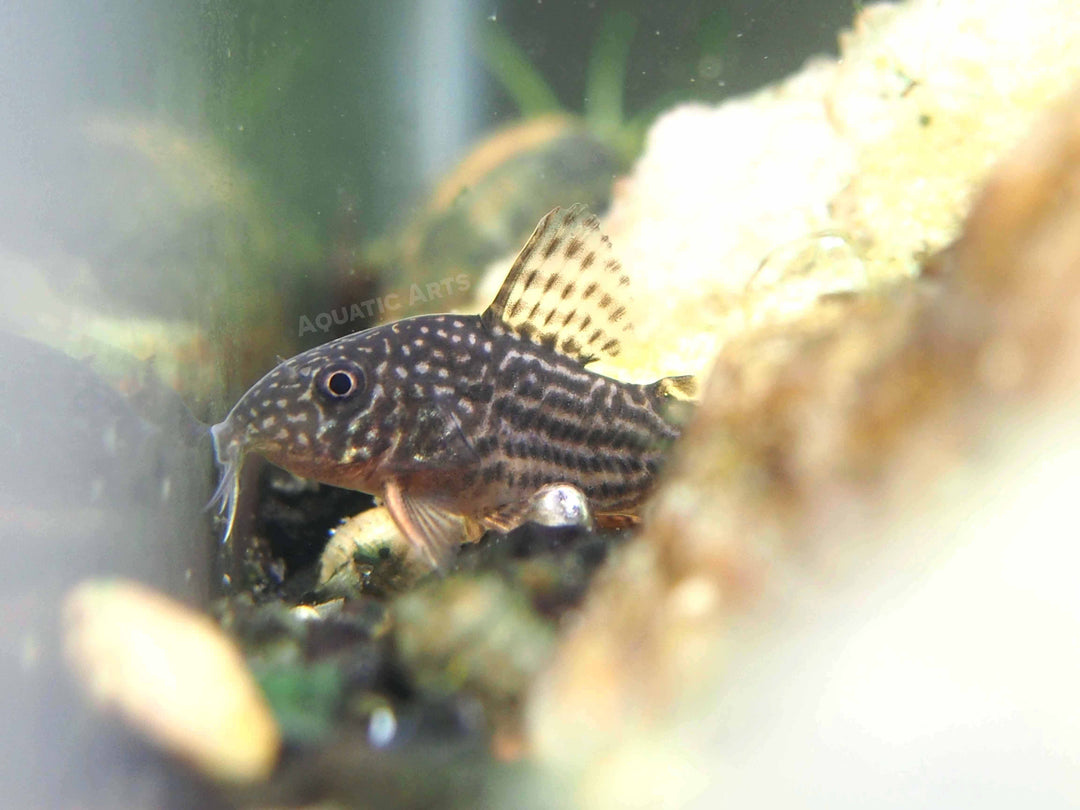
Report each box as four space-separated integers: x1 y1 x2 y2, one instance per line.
382 480 478 571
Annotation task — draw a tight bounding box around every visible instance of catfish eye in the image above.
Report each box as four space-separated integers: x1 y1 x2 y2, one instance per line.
317 364 365 400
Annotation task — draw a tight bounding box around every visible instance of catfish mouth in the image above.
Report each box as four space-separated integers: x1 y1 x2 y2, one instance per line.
258 448 381 495
208 415 382 542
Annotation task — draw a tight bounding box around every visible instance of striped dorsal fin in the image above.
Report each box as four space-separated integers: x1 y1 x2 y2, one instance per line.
482 204 635 365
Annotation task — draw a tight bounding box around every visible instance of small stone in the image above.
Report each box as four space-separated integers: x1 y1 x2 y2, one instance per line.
290 598 344 622
62 578 281 783
367 704 398 748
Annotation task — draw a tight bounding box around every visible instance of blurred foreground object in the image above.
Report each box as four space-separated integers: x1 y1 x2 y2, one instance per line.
63 579 281 784
526 43 1080 810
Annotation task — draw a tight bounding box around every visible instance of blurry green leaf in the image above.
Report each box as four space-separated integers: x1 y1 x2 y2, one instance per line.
252 658 345 745
477 23 563 117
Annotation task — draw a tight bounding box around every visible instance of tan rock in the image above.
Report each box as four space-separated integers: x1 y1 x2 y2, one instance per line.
472 0 1080 394
63 578 280 783
525 0 1080 794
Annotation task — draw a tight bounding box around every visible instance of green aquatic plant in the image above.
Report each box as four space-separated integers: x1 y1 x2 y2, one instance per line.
584 10 638 152
477 7 729 163
475 22 563 117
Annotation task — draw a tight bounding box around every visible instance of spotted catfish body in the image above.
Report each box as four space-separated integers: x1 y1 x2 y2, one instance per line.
211 205 695 568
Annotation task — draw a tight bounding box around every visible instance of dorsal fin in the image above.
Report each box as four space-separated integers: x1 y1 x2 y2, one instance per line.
482 205 635 365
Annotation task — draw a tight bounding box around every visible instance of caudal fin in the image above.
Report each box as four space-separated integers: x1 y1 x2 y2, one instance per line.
646 374 698 429
648 374 698 401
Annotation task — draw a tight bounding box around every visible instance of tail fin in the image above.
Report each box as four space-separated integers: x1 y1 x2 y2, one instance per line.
646 374 698 429
648 374 698 401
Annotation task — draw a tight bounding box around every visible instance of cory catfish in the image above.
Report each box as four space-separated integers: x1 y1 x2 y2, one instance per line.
210 205 694 568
